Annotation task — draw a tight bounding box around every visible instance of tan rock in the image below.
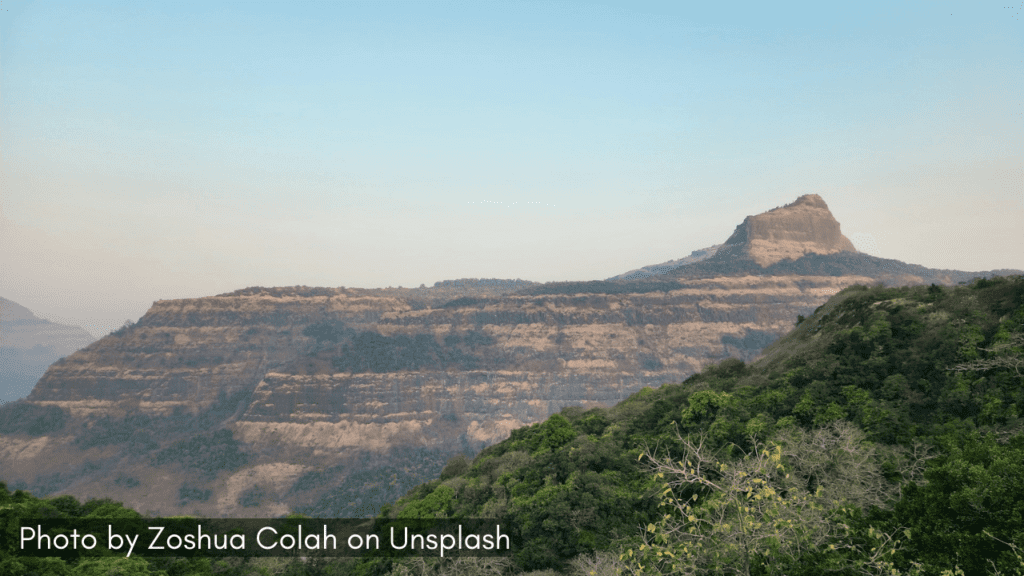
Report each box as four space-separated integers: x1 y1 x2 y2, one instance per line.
2 196 1012 518
717 194 858 266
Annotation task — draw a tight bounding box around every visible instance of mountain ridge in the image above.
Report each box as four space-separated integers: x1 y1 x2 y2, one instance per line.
366 274 1024 575
4 275 1021 576
1 194 1020 520
0 297 96 404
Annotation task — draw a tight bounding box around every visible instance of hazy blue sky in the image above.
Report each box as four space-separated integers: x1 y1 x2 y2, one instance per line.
2 0 1022 337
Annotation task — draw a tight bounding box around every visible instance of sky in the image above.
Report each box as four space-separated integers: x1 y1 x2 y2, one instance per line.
1 1 1022 338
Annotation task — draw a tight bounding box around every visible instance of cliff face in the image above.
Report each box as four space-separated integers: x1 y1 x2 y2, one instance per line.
1 195 1017 519
0 275 866 518
24 289 412 409
239 274 866 442
715 194 858 267
1 298 96 403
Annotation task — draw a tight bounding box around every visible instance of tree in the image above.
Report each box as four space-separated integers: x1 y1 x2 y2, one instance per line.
773 420 905 510
385 556 511 576
622 431 835 576
883 430 1024 575
74 556 162 576
948 331 1024 378
621 421 920 576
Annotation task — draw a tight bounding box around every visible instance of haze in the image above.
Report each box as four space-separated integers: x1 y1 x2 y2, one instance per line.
1 1 1021 337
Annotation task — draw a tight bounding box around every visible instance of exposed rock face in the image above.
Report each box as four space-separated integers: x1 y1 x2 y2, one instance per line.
0 276 865 518
0 196 1018 519
714 194 858 267
1 297 96 403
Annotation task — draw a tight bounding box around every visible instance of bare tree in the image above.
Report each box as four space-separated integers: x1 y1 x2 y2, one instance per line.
622 430 838 576
948 332 1024 377
774 420 900 510
568 550 628 576
621 421 929 576
387 555 512 576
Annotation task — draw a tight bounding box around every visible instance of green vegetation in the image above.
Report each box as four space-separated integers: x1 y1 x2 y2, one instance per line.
330 331 495 373
151 429 249 479
76 413 159 452
179 483 213 505
370 276 1024 575
0 487 358 575
302 320 354 344
3 276 1023 575
291 448 458 518
0 402 69 435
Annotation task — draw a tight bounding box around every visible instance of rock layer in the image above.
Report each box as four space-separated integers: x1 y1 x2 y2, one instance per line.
1 195 1017 519
715 194 858 267
1 275 864 517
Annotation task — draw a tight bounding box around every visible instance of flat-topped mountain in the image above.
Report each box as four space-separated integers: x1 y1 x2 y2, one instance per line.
0 297 96 403
0 196 1018 519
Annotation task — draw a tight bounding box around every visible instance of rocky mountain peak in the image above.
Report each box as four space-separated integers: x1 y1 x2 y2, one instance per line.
716 194 858 267
789 193 830 209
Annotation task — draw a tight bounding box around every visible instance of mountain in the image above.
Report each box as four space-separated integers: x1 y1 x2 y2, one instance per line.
713 193 858 267
605 245 722 281
0 196 1019 521
605 195 1020 287
364 275 1024 576
3 276 1021 576
0 297 96 404
605 194 854 281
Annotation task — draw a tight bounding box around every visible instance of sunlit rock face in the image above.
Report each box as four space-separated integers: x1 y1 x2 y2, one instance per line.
715 194 859 267
0 276 862 518
1 196 1016 519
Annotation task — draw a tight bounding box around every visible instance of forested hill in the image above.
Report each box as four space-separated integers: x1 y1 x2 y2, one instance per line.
3 276 1023 576
366 275 1024 575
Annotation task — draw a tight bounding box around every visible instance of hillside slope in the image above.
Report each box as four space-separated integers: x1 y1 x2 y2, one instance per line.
2 276 1021 576
2 194 1019 523
371 275 1024 575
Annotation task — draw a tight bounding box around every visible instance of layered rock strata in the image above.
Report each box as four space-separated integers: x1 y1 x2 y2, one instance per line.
3 193 1018 519
711 194 858 267
1 275 864 518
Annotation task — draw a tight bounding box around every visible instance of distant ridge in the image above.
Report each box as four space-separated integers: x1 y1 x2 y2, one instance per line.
606 245 722 281
607 194 861 280
522 251 1023 297
0 297 96 403
594 193 1020 290
2 192 1020 520
216 278 539 308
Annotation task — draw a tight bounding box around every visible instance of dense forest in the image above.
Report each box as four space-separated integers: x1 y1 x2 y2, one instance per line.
3 276 1023 576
